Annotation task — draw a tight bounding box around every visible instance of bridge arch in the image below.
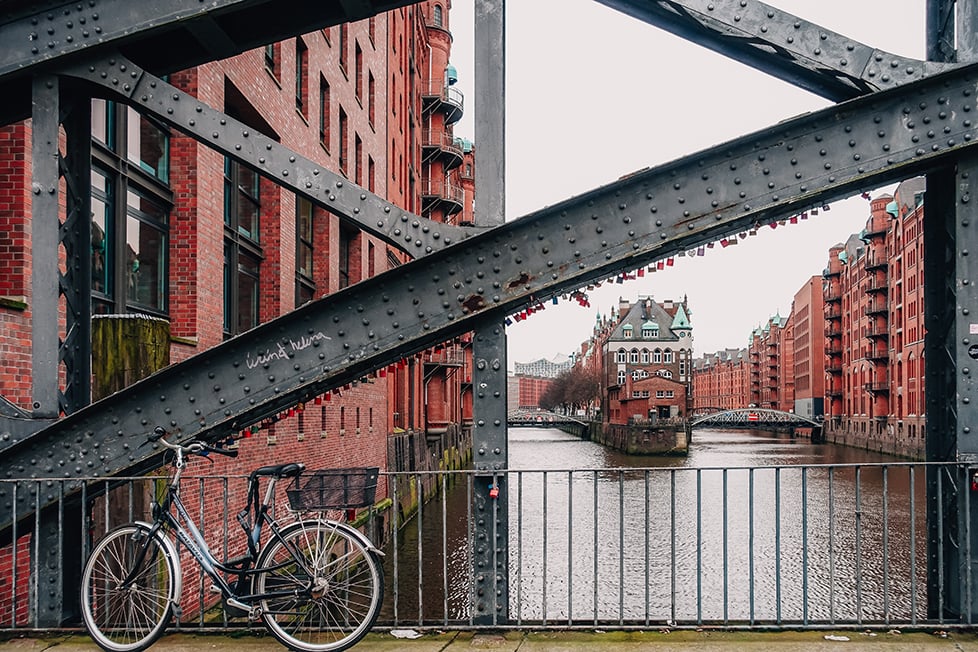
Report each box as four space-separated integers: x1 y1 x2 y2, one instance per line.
691 408 820 428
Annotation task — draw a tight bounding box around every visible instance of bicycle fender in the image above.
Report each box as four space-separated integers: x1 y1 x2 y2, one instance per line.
291 519 386 557
133 520 185 605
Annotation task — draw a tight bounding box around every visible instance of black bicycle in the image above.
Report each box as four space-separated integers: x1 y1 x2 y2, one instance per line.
80 427 385 652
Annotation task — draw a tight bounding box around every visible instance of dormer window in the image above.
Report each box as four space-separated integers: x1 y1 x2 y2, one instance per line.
622 324 633 339
642 321 659 338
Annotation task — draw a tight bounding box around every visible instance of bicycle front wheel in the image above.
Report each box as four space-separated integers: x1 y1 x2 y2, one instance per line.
255 519 384 652
81 523 179 652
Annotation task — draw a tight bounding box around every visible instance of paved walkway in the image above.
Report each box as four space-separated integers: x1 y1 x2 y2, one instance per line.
3 630 978 651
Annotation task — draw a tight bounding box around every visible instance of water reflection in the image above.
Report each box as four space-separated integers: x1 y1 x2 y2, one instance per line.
382 427 927 625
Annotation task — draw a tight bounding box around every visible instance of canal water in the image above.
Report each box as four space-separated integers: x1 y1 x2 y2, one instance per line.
382 427 926 625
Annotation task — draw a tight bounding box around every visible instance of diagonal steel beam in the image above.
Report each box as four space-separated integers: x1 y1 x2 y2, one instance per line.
594 0 955 101
0 0 422 124
61 54 473 256
2 62 977 532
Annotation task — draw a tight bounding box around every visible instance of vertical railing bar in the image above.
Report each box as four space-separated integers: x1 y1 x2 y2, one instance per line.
79 480 88 620
722 468 728 626
542 470 548 626
937 469 945 625
882 466 890 624
802 466 809 626
466 473 475 628
130 477 137 523
909 466 918 625
221 476 230 627
593 469 599 626
10 484 18 627
491 471 500 629
391 473 400 625
441 473 449 627
57 482 65 628
516 470 523 627
696 468 702 626
416 473 424 627
567 471 573 626
102 479 110 537
196 476 205 626
618 469 625 626
775 467 781 625
671 469 677 626
958 467 974 625
749 468 755 626
829 466 836 625
645 469 651 627
32 489 40 629
855 465 863 625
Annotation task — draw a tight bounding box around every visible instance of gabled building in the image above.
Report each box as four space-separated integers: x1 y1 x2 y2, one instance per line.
601 296 693 424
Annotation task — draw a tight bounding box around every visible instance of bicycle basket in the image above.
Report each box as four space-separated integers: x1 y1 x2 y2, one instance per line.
287 467 380 510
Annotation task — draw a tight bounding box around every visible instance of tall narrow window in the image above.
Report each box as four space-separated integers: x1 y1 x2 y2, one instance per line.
367 241 375 277
90 100 171 316
295 38 308 115
367 72 376 126
296 197 314 306
126 189 168 311
338 107 349 174
319 75 330 150
433 4 443 27
355 42 363 102
338 226 353 289
338 24 348 73
354 134 363 186
367 156 375 193
368 17 376 45
223 158 262 336
264 43 280 80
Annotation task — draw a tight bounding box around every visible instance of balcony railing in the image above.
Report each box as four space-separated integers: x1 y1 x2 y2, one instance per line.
421 128 464 170
865 300 889 316
421 81 464 124
864 381 890 393
421 176 465 215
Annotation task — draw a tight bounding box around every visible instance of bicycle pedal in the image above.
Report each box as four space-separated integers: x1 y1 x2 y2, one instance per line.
209 584 223 595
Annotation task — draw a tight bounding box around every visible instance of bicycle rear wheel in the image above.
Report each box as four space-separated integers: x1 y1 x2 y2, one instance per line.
255 519 384 652
81 523 179 652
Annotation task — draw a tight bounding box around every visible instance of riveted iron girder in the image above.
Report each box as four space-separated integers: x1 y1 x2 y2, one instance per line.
596 0 953 102
3 64 978 533
60 55 471 256
0 0 420 125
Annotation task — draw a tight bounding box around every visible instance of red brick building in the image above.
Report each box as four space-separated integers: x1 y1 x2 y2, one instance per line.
601 296 693 425
0 3 473 479
691 179 927 458
691 348 749 413
823 178 926 457
791 276 826 420
514 375 554 411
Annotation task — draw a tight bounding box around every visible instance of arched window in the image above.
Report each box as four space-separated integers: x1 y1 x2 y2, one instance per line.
664 349 674 363
630 349 640 363
641 349 650 363
617 370 626 385
653 349 662 364
432 4 443 27
616 348 627 363
657 369 673 379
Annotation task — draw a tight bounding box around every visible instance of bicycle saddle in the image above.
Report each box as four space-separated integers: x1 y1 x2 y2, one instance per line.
251 462 305 478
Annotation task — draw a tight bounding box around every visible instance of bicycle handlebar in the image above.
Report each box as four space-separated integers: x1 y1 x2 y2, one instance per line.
150 426 239 458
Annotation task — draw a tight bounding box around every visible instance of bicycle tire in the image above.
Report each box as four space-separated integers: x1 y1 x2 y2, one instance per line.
254 519 384 652
80 523 179 652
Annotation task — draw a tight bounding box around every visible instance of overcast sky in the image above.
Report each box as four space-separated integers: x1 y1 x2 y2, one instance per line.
446 0 927 366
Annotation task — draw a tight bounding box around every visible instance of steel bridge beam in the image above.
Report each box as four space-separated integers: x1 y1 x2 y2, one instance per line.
60 55 471 257
0 0 421 125
2 62 978 532
594 0 952 101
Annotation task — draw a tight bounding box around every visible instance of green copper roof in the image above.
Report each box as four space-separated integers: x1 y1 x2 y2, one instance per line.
671 304 691 329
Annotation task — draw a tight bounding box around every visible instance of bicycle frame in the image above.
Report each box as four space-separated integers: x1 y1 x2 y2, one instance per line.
139 457 321 610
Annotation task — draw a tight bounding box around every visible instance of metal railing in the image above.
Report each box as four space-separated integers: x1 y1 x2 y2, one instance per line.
0 463 973 631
